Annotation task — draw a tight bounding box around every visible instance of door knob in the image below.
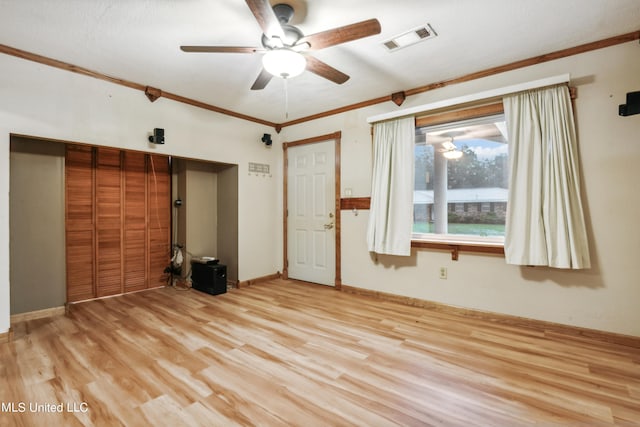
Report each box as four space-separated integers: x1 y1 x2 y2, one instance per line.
324 222 334 230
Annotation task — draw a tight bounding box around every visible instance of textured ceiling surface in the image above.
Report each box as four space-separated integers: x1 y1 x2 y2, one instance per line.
1 0 639 123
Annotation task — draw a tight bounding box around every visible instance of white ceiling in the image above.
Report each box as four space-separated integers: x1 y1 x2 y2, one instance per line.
2 0 639 124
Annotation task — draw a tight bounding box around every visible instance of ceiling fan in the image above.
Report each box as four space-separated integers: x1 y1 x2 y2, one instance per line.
180 0 381 90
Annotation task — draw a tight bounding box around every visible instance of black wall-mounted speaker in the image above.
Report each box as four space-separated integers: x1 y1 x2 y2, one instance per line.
149 128 165 144
261 133 272 146
619 91 640 117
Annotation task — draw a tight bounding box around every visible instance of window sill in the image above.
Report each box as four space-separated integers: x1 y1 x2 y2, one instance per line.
411 236 504 260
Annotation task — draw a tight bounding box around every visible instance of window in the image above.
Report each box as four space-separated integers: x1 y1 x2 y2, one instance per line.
413 112 508 244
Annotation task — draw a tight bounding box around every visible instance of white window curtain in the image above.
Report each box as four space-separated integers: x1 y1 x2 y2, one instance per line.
503 84 591 269
367 117 415 256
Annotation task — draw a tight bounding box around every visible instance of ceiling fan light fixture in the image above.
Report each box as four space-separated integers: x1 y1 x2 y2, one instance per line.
262 48 306 79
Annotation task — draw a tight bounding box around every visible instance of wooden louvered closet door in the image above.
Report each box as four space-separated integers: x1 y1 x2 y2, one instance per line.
65 146 170 303
96 148 123 297
147 154 171 288
123 152 147 293
65 145 96 302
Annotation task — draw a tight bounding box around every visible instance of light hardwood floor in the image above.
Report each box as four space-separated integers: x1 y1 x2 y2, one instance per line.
1 279 639 426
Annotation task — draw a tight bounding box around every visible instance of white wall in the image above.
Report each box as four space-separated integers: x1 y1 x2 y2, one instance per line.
0 55 283 334
280 41 640 337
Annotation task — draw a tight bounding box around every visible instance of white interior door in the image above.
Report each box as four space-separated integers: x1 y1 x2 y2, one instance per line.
287 140 335 286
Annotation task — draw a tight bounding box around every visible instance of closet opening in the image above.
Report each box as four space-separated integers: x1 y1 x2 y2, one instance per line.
9 134 238 314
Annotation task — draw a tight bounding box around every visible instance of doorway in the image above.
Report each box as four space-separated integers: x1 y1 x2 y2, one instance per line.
283 132 341 288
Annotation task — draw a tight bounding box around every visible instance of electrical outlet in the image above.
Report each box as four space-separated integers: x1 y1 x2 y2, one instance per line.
439 267 447 279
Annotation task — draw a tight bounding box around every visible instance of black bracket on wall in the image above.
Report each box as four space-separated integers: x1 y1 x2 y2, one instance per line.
619 91 640 116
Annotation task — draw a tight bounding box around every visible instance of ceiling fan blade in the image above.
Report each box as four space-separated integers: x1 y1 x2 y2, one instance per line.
305 56 349 85
251 68 274 90
180 46 263 53
300 19 381 51
245 0 286 40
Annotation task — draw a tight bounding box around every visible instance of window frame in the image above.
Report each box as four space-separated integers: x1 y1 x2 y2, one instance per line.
412 102 507 255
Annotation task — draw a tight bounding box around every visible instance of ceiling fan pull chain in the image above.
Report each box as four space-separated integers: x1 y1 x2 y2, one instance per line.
284 77 289 119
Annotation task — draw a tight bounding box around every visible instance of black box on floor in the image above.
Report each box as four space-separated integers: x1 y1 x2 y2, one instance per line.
191 262 227 295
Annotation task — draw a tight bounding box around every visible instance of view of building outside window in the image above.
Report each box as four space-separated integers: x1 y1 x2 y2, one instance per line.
414 114 508 240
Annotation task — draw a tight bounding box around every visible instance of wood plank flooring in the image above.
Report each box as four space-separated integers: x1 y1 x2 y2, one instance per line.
1 279 639 426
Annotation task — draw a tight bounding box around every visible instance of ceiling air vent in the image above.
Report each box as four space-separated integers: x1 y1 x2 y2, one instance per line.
382 24 437 52
384 40 399 50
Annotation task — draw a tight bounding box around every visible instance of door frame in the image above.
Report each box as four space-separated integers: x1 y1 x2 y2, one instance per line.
283 131 341 289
